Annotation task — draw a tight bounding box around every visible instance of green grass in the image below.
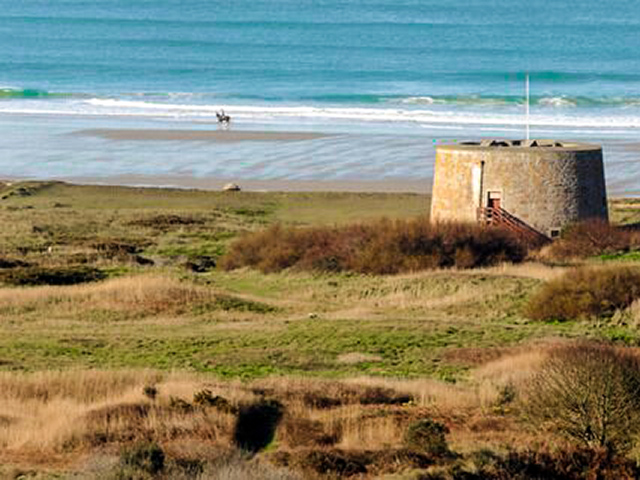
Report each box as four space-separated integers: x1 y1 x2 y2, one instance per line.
597 251 640 262
0 181 640 380
0 182 428 269
0 268 637 379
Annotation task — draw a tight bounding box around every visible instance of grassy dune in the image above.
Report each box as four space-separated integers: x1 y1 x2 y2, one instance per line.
2 268 631 378
0 353 546 475
1 181 640 477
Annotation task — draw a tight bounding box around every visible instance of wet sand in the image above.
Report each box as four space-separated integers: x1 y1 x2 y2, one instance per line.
22 127 640 197
54 174 430 193
76 129 331 142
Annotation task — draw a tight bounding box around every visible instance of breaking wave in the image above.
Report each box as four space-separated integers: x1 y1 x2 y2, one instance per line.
0 87 53 98
1 86 640 131
0 96 635 130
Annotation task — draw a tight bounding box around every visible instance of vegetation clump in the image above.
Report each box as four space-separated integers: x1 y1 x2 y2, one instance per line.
220 219 526 274
404 418 450 457
212 294 278 314
168 396 194 413
296 385 412 409
184 255 217 273
430 446 640 480
118 442 165 477
544 219 640 260
0 265 106 286
280 417 339 448
126 213 206 230
89 238 151 256
193 389 236 413
0 258 30 269
525 266 640 321
234 399 284 453
293 449 370 477
358 387 413 405
142 385 158 401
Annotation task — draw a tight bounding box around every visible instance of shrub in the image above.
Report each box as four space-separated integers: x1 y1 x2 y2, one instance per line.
205 450 302 480
193 389 236 413
184 255 217 273
301 391 343 409
524 342 640 453
119 442 165 476
494 383 516 410
84 403 150 445
280 417 339 448
126 214 205 230
437 446 640 480
544 219 640 260
496 447 640 480
404 419 450 457
369 448 434 472
0 258 30 269
142 385 157 401
212 294 278 314
171 457 205 477
90 238 151 256
168 396 193 413
357 387 412 405
234 399 284 453
525 267 640 321
294 449 370 477
220 218 527 275
0 266 106 286
297 385 412 409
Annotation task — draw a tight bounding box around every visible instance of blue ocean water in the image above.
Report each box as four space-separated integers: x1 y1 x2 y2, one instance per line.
1 0 640 191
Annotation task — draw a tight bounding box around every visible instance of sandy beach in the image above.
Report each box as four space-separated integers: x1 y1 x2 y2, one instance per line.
75 129 330 143
1 120 638 196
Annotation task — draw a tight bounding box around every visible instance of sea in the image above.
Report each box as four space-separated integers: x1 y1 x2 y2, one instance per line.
1 0 640 193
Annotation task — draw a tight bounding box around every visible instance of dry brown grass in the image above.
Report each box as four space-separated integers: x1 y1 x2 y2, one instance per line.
472 344 552 387
0 372 256 473
0 367 520 466
472 261 568 281
0 276 217 318
0 342 605 476
336 353 383 365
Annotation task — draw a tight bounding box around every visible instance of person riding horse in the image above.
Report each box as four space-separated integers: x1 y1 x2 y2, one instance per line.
216 109 231 125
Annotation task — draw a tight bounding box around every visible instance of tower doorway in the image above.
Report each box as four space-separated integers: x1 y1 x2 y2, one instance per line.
487 191 502 210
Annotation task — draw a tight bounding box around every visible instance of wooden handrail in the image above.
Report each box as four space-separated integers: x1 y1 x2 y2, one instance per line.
478 207 550 246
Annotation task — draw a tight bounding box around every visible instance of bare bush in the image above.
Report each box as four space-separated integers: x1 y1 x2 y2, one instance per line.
524 342 640 453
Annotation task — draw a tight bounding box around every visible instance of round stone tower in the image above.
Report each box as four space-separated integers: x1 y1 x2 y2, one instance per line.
430 140 608 238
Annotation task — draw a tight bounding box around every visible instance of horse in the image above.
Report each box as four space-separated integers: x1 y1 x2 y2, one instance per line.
216 110 231 126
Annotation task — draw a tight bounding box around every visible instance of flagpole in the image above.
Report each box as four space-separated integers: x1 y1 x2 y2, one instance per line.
526 73 530 141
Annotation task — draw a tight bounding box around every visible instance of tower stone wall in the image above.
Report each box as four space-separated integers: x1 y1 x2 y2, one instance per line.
430 140 608 236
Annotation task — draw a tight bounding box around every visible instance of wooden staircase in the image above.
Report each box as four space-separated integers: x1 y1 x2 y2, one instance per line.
478 207 550 246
